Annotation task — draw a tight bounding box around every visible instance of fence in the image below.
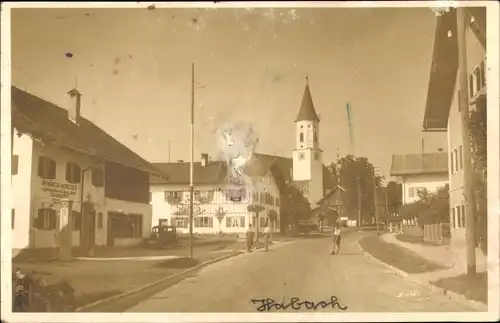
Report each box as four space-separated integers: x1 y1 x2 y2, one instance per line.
423 223 450 242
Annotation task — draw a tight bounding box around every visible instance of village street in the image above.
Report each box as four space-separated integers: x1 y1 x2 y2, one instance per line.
127 232 477 313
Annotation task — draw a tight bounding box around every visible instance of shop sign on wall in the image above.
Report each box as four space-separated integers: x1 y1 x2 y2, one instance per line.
40 180 77 204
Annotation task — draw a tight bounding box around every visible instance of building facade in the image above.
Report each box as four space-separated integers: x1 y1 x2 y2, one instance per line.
292 79 324 210
422 8 486 271
11 86 167 253
390 153 449 205
149 80 335 234
150 156 281 235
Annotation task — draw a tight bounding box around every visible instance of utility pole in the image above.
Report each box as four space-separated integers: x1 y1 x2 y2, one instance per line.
456 7 476 277
189 63 195 259
357 176 361 228
373 170 379 233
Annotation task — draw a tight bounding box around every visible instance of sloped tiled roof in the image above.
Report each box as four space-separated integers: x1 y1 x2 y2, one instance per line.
390 153 448 176
11 86 168 177
150 152 336 194
150 161 227 185
295 83 320 122
317 185 347 205
423 7 485 131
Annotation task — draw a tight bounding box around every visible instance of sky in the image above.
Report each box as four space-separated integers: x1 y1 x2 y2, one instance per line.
10 6 448 181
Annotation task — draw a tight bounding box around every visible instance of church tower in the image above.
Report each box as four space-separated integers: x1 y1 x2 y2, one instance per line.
292 77 324 209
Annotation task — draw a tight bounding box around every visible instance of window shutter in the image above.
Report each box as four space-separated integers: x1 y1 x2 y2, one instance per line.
50 159 56 179
12 155 19 175
38 157 45 177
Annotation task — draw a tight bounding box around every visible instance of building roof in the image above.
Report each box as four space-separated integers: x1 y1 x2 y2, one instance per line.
11 86 168 178
422 8 486 131
150 161 227 185
295 82 320 122
317 185 347 205
390 153 448 177
150 152 336 194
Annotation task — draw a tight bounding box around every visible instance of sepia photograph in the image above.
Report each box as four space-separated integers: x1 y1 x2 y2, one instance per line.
1 1 499 322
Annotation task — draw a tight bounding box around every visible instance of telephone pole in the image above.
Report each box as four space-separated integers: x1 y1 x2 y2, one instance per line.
456 7 477 277
357 176 362 228
189 63 195 259
373 168 380 233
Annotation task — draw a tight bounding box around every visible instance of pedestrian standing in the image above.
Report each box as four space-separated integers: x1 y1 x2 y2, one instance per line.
331 223 342 255
263 222 271 251
246 224 254 252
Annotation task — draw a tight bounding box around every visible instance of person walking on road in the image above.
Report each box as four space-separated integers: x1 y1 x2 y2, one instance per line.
263 222 271 251
331 222 342 255
246 224 255 252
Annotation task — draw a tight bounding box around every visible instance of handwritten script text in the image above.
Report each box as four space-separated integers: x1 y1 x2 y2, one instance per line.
250 296 348 312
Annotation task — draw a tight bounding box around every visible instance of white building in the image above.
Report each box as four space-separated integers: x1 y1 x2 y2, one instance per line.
150 154 282 235
149 80 335 234
422 8 486 271
10 86 168 255
390 153 449 205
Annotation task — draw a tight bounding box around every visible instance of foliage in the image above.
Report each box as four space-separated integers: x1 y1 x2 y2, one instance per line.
398 185 450 226
386 181 402 215
173 193 205 216
468 99 487 253
468 99 487 181
281 185 312 226
327 154 384 225
214 206 226 223
247 204 265 213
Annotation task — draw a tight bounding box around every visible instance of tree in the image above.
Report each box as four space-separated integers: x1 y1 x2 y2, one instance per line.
468 98 487 253
327 155 383 225
214 206 226 234
386 181 402 215
281 185 311 232
398 185 450 227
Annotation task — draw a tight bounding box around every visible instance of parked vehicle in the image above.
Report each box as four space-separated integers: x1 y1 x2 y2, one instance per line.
143 224 178 248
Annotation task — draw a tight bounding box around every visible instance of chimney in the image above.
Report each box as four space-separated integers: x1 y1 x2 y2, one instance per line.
67 88 82 125
201 153 209 167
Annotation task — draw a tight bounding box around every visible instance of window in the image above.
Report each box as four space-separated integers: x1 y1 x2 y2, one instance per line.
194 217 213 228
459 145 463 170
408 188 415 198
109 213 143 238
450 151 454 174
225 216 245 228
260 217 267 227
468 74 474 98
12 155 19 175
12 209 15 229
252 192 259 203
260 192 265 203
172 216 189 228
38 156 56 179
480 60 486 88
461 205 466 228
299 133 304 143
456 206 462 228
299 153 305 160
35 208 57 230
72 211 82 230
475 66 482 93
97 212 103 229
165 191 182 201
451 207 455 229
91 168 105 187
454 149 459 172
66 162 82 184
313 132 317 142
276 198 280 207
